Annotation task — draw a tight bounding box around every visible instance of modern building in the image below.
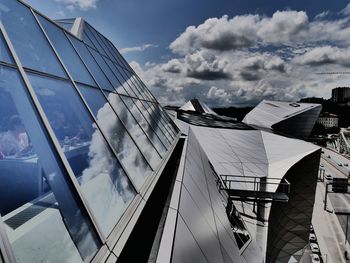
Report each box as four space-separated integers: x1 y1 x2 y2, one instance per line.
243 100 322 139
0 1 321 263
331 87 350 103
179 98 217 115
317 113 338 128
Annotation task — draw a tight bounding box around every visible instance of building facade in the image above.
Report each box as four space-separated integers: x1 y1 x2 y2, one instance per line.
331 87 350 103
0 1 322 263
317 113 338 128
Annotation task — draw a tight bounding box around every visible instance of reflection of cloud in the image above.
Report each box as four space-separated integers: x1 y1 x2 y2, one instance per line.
92 94 153 189
79 118 135 236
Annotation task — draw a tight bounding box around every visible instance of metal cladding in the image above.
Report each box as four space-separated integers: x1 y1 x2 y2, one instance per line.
0 1 322 263
243 100 322 139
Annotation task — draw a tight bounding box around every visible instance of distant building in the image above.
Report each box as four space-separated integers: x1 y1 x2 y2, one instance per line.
331 87 350 103
299 97 325 104
317 113 338 128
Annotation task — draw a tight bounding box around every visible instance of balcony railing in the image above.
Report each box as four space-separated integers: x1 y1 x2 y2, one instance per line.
218 174 290 203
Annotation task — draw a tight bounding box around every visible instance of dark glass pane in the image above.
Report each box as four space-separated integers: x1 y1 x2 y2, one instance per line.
87 47 121 91
0 32 13 64
68 35 114 92
135 99 175 142
107 92 162 169
0 1 66 77
0 66 99 262
152 102 179 136
77 84 153 189
27 73 136 237
121 96 169 153
36 14 95 86
85 25 108 57
132 75 156 102
110 62 136 96
82 31 95 49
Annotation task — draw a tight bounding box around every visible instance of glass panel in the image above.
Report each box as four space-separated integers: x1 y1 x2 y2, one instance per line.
152 103 178 137
0 32 13 64
77 84 153 189
68 35 114 92
107 92 162 169
0 66 99 262
103 59 128 95
82 31 95 49
85 25 108 57
137 100 175 141
132 75 156 102
36 14 96 86
106 40 130 69
27 73 136 237
0 1 66 77
110 62 136 96
121 96 169 153
87 47 121 91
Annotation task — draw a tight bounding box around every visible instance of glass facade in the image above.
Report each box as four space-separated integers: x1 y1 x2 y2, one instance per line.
0 0 179 261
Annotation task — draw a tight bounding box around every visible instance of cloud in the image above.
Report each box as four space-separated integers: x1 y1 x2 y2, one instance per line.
293 46 350 66
314 11 329 20
130 4 350 107
341 3 350 15
120 44 157 54
55 0 97 11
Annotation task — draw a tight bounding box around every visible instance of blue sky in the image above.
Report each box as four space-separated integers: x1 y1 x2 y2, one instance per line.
26 0 350 107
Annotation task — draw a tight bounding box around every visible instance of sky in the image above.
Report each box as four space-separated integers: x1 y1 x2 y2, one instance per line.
26 0 350 107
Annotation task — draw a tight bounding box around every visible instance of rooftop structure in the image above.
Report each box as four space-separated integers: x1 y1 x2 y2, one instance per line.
0 1 322 263
243 100 322 139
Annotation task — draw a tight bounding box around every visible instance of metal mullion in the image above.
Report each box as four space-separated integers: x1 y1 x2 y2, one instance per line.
0 60 16 69
150 101 178 136
87 25 115 63
110 68 175 145
9 12 104 242
104 37 130 70
86 52 165 160
133 98 175 143
118 94 170 151
64 31 161 170
119 94 173 148
125 72 174 132
80 50 159 168
140 100 176 141
85 25 108 57
117 65 150 101
32 10 145 193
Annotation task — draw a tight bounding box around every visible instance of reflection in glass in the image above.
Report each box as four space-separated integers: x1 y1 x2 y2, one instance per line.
0 0 66 77
121 96 169 153
84 25 107 57
0 32 13 64
27 73 136 237
36 14 95 86
77 84 153 189
136 100 175 142
67 35 114 92
87 47 121 91
107 92 162 169
0 66 99 262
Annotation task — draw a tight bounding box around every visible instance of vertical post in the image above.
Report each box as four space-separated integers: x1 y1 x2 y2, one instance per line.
346 215 349 244
324 183 328 211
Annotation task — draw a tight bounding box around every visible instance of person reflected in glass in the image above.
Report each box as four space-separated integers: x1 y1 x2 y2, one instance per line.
50 111 87 148
0 115 32 157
